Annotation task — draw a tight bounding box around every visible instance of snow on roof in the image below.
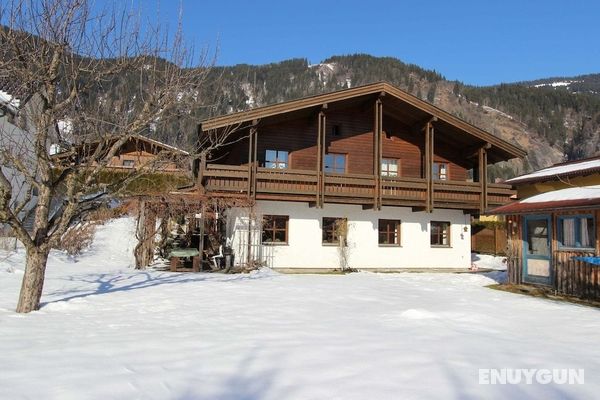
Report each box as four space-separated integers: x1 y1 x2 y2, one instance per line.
489 184 600 214
0 89 20 113
507 156 600 184
134 134 189 155
522 185 600 203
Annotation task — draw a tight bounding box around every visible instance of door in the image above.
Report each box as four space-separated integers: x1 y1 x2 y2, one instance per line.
523 215 552 285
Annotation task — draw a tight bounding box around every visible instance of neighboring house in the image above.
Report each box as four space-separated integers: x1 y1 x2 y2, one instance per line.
490 157 600 299
52 134 189 173
508 155 600 198
197 82 525 271
0 79 39 237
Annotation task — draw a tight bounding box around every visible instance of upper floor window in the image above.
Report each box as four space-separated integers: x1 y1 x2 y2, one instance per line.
322 217 347 245
381 158 399 177
122 159 135 167
431 221 450 247
262 215 289 244
433 162 448 180
265 150 288 169
558 215 594 249
378 219 401 246
324 153 346 173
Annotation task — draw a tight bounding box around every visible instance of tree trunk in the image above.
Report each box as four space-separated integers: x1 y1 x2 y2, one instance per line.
16 247 50 313
134 200 156 269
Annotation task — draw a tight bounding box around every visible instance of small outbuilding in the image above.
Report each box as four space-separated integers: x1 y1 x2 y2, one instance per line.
490 158 600 299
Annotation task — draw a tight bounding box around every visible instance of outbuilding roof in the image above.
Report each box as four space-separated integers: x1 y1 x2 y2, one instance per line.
489 185 600 214
507 155 600 185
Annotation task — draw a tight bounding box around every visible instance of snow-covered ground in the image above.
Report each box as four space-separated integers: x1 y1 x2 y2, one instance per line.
1 218 599 399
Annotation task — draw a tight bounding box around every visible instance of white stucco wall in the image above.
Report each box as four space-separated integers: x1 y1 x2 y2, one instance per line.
226 200 472 270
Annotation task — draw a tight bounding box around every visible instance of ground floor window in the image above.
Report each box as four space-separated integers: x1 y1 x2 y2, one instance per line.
262 215 289 244
431 221 450 247
378 219 401 245
322 217 347 245
558 215 594 249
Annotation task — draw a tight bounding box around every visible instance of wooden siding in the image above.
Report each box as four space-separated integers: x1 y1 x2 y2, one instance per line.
506 209 600 299
217 104 470 179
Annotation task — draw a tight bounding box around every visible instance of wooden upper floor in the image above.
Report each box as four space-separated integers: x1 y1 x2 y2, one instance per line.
198 82 526 213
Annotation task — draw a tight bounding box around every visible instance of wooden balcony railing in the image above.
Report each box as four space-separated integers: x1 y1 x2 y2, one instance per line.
203 164 515 211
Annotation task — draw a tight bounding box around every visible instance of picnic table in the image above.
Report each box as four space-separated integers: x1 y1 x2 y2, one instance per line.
169 248 201 272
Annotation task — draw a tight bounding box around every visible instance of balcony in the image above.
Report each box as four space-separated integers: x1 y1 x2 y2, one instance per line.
202 164 515 211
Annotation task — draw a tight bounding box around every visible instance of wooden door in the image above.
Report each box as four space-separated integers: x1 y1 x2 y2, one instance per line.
523 215 552 285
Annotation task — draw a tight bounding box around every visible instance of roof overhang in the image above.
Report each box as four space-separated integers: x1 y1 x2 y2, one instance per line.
489 185 600 215
200 82 526 163
489 198 600 215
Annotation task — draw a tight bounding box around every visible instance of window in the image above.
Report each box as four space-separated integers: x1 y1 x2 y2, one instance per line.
324 153 346 173
378 219 401 246
332 125 341 136
431 221 450 247
265 150 288 169
558 215 594 249
262 215 289 244
122 159 135 167
433 162 448 180
381 159 399 177
322 217 347 245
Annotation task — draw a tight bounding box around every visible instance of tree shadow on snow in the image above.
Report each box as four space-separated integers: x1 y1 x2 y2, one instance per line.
174 349 292 400
41 270 271 308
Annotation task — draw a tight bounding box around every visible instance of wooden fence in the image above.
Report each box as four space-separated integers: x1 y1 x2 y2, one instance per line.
471 224 507 255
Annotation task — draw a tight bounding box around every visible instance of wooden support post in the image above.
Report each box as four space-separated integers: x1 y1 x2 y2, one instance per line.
247 128 256 200
316 112 322 207
197 153 207 192
198 203 206 271
373 98 383 210
317 110 326 208
252 127 258 200
478 145 488 213
378 101 383 209
424 121 435 212
246 207 253 266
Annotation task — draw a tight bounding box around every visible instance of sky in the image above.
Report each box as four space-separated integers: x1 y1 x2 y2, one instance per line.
128 0 598 86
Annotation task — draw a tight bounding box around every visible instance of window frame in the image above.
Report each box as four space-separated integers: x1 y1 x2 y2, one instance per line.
265 149 289 169
324 153 347 174
557 214 595 250
261 215 289 245
430 221 451 247
322 217 347 245
378 219 401 246
381 158 399 177
122 159 135 167
433 162 449 180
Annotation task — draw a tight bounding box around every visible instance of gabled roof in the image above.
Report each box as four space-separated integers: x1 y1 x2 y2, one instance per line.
507 155 600 185
200 82 526 162
489 185 600 214
52 134 189 160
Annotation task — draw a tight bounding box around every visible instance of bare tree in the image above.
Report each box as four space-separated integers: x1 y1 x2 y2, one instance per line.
0 0 218 313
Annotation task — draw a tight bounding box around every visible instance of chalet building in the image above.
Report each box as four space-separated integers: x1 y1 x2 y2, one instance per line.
490 156 600 299
198 82 525 271
52 134 189 173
